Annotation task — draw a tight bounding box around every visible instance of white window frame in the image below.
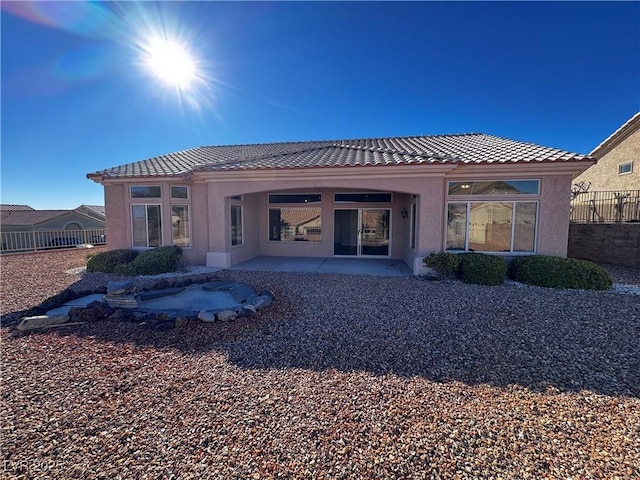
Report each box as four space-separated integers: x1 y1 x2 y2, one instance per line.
130 185 162 199
618 162 633 176
171 204 191 248
409 201 417 249
171 185 189 199
131 203 163 248
445 201 539 254
230 202 244 247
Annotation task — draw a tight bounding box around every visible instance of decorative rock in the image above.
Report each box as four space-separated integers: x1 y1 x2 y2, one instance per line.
107 280 134 295
216 310 238 322
259 289 276 300
69 302 114 323
251 295 273 310
238 304 257 318
146 319 175 331
198 310 217 323
245 293 259 305
17 314 69 332
229 284 256 303
107 309 135 322
104 294 139 309
138 287 186 301
175 316 189 328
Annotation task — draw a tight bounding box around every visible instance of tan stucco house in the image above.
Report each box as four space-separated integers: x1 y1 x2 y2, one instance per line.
88 133 594 275
574 112 640 191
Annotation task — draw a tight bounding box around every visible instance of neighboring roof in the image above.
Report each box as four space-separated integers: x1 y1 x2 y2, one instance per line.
590 112 640 159
88 133 593 180
77 205 106 217
1 210 73 226
0 204 35 211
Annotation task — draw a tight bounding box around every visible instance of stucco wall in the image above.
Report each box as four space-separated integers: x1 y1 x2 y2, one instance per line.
574 128 640 191
537 175 573 257
97 162 591 274
104 184 127 250
568 223 640 268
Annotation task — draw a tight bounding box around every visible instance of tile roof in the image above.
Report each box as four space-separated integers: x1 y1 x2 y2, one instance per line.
1 204 35 211
589 111 640 158
1 210 72 226
88 133 592 180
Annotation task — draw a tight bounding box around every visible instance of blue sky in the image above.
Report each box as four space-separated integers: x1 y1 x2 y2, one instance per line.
2 1 639 210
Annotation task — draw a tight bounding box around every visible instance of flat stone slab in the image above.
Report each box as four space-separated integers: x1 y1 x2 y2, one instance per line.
46 294 106 317
18 314 70 331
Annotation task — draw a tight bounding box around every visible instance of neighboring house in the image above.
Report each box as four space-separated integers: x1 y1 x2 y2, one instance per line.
574 112 640 191
571 112 640 223
0 206 106 250
87 133 594 274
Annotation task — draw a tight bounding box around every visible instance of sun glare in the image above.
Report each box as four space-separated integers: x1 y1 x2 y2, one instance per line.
142 36 198 90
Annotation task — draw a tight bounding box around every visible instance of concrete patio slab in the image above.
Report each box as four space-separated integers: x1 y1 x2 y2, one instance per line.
227 256 413 276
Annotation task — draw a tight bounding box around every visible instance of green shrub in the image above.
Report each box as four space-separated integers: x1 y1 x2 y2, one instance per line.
458 253 507 286
510 255 612 290
86 249 139 273
127 246 183 276
423 252 461 277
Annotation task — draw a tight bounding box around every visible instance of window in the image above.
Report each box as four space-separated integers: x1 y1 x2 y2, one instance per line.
171 186 188 199
269 208 321 242
446 202 537 253
334 193 392 203
231 204 243 246
448 180 539 196
409 202 417 248
132 204 162 247
268 193 321 204
618 162 633 175
131 186 161 198
171 205 190 247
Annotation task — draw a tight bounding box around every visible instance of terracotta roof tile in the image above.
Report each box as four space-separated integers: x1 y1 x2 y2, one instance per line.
88 133 592 180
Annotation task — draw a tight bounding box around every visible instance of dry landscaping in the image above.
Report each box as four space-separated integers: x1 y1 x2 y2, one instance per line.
1 248 639 479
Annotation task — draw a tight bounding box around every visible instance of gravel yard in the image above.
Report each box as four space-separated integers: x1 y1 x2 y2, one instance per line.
1 249 639 479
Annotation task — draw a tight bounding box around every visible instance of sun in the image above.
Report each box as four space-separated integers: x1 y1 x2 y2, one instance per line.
141 36 198 90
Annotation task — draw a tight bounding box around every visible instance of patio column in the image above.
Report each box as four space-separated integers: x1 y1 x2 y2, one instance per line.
413 177 446 274
205 183 231 268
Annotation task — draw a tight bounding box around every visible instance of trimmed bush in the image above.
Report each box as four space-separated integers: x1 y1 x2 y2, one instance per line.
86 249 139 273
510 255 612 290
458 253 507 286
126 246 183 276
423 252 461 278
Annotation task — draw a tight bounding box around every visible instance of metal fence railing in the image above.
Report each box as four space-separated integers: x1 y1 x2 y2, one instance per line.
0 228 106 253
570 190 640 223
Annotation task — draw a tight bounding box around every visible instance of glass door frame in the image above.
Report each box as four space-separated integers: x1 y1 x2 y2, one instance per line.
333 208 392 257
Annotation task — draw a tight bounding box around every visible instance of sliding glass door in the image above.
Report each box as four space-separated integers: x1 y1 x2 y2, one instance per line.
334 209 390 256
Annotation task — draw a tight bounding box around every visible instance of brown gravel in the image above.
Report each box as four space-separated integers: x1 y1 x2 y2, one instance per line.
1 249 639 479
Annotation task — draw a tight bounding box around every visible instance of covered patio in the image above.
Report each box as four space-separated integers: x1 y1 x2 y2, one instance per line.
226 256 413 276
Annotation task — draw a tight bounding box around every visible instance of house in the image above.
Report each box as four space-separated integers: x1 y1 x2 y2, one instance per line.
573 112 639 191
87 133 594 275
0 205 106 251
567 113 640 267
571 113 640 224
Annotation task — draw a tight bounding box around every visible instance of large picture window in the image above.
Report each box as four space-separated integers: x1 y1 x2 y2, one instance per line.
231 204 243 246
446 202 537 253
269 208 321 242
171 205 190 247
132 204 162 247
